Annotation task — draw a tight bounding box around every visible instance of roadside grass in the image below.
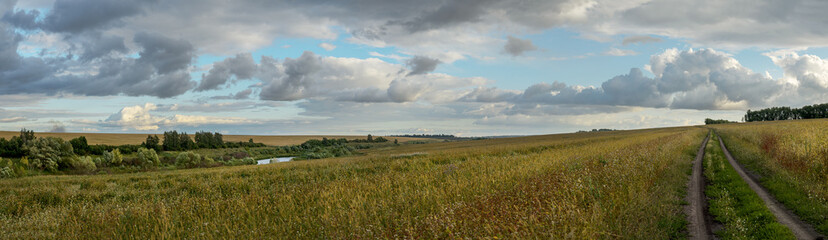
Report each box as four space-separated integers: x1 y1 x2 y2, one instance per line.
0 127 704 238
704 131 795 239
711 119 828 233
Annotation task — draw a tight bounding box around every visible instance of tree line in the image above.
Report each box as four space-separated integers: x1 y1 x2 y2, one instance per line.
744 103 828 122
704 118 734 125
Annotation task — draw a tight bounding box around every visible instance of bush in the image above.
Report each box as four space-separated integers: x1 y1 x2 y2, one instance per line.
0 157 28 178
175 151 213 168
102 149 123 167
137 148 160 167
25 137 74 172
224 157 256 166
70 156 96 173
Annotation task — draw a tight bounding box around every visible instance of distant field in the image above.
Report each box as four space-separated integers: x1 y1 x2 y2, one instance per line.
0 131 428 146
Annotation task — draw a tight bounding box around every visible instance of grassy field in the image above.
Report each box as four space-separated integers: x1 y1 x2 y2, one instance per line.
710 119 828 233
0 126 705 238
703 131 794 239
0 131 427 146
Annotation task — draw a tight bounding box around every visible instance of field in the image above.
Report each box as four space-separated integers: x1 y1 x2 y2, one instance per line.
0 127 706 238
0 131 426 146
710 119 828 233
703 131 793 239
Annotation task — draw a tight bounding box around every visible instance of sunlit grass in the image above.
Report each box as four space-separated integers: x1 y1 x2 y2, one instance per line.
711 119 828 233
1 127 705 238
704 131 794 239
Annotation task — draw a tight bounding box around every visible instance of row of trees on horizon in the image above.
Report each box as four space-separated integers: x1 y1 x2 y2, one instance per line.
744 103 828 122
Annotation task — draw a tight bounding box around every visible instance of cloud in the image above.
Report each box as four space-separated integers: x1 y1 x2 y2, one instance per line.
48 120 66 132
97 103 261 131
103 103 164 130
0 117 27 123
1 9 40 30
318 42 336 51
503 36 538 56
622 35 662 45
764 50 828 105
197 53 257 91
405 55 441 76
463 48 789 111
0 27 197 98
3 0 153 33
213 51 487 103
603 48 638 56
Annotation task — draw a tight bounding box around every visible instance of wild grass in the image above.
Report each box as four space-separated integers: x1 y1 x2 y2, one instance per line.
711 119 828 233
1 127 704 238
703 131 794 239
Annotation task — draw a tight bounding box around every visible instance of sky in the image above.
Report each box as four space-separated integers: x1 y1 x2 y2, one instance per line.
1 0 828 136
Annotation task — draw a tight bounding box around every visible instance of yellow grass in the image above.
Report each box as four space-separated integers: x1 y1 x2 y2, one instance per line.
0 131 427 146
710 119 828 233
0 126 706 238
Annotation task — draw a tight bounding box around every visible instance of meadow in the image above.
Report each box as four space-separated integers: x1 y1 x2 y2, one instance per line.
0 127 706 238
710 119 828 233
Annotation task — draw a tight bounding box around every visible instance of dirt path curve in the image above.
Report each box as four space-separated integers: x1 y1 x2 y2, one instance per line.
687 132 712 240
717 135 825 240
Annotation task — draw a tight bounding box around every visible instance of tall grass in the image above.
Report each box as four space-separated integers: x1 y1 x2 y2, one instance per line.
1 127 704 238
704 131 794 239
711 119 828 233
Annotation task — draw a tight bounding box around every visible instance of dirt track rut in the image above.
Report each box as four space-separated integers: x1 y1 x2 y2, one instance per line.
717 135 824 240
687 133 712 240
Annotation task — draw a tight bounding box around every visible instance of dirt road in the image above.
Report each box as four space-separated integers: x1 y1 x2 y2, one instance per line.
687 133 712 240
717 136 824 240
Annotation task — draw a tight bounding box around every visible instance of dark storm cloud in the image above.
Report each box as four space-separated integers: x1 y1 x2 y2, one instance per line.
405 56 440 76
1 9 39 30
197 53 257 91
77 33 128 62
41 0 153 33
397 0 495 33
502 36 538 56
0 26 196 98
134 32 195 74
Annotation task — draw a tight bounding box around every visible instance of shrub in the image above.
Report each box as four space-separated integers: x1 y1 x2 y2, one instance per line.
102 149 123 166
224 157 256 166
70 156 96 173
137 148 160 167
25 137 74 172
175 151 213 168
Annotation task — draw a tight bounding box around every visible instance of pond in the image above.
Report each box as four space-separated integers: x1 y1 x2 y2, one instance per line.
256 157 295 165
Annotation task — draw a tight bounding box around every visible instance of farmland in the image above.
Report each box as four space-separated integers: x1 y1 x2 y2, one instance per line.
1 127 705 238
710 119 828 233
0 131 426 146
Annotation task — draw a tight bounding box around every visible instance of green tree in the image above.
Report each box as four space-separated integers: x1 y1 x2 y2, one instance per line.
143 135 161 151
25 137 74 172
69 136 90 155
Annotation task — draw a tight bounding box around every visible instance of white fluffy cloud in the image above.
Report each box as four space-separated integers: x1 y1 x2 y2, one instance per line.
458 48 802 111
98 103 259 131
318 43 336 51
